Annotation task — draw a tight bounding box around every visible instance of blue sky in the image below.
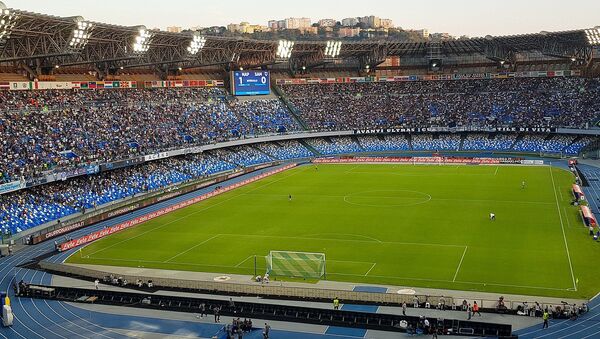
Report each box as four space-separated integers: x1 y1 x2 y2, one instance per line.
7 0 600 37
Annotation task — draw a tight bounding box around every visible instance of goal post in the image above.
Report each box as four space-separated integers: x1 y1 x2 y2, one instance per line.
266 251 326 279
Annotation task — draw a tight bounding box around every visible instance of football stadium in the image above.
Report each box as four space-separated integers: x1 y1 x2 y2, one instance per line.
1 1 600 338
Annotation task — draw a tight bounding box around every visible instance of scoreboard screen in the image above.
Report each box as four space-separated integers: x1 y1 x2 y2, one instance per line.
230 71 270 96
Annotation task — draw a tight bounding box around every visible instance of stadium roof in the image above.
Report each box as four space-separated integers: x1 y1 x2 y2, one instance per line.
0 1 597 76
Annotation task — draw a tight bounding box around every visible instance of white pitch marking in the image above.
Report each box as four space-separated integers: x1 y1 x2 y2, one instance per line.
235 255 254 268
164 234 221 263
549 166 577 291
453 246 468 282
364 263 377 276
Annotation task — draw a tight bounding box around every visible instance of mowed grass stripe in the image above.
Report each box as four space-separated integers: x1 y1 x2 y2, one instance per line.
69 164 596 298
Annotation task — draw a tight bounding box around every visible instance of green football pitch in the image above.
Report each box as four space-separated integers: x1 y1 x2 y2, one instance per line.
67 164 600 299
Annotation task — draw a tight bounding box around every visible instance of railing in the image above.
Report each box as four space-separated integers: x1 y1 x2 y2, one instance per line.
39 261 582 312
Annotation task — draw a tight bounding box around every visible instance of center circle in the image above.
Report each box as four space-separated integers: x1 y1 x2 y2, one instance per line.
343 189 431 207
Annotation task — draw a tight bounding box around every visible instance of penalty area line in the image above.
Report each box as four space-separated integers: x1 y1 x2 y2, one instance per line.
164 234 221 263
235 255 255 268
364 263 377 276
453 246 468 282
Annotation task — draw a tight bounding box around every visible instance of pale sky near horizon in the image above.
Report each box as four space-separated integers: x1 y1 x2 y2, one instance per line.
6 0 600 37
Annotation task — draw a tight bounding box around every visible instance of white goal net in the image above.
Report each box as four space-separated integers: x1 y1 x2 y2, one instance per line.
266 251 326 279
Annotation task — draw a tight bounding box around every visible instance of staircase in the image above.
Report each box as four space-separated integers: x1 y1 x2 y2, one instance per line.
271 84 310 130
299 140 320 156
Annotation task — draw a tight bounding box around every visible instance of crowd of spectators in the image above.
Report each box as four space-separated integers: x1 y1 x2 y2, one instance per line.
0 143 280 234
412 134 461 151
255 140 313 160
462 134 516 151
564 136 595 155
2 78 599 183
357 135 411 152
281 78 600 131
212 146 274 167
0 88 300 183
306 137 362 155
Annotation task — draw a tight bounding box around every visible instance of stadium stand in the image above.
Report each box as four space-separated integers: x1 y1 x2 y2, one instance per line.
255 140 314 160
281 78 600 130
306 137 363 155
461 133 516 151
212 146 274 167
0 88 299 183
0 152 238 234
357 135 411 152
411 134 461 151
565 136 595 155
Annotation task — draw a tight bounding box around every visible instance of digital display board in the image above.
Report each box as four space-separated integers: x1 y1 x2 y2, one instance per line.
230 70 270 96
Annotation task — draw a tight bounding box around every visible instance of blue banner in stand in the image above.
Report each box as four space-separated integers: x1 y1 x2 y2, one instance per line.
0 180 25 195
231 71 271 96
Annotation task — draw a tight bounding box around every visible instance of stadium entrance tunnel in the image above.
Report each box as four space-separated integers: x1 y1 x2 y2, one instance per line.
343 190 432 207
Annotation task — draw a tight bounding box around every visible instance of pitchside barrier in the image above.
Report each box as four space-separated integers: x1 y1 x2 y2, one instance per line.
313 156 543 165
40 261 570 312
58 164 297 252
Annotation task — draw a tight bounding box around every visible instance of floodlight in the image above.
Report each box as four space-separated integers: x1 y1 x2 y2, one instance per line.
187 33 206 55
429 59 442 71
0 7 17 41
133 28 153 53
324 41 342 58
69 20 93 50
276 39 294 59
585 27 600 45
